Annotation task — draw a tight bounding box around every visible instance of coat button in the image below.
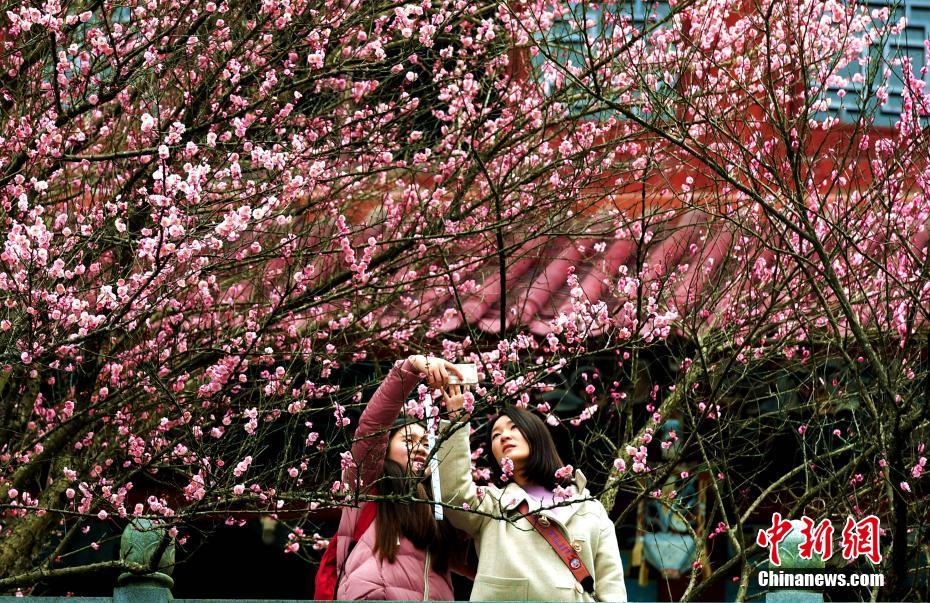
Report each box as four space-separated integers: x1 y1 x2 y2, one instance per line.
538 515 550 527
572 540 583 552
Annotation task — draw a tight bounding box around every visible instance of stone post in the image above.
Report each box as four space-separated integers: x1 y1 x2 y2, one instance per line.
113 519 175 603
765 519 825 603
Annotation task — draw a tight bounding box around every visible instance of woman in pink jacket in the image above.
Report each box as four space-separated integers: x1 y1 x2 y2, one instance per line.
334 355 467 600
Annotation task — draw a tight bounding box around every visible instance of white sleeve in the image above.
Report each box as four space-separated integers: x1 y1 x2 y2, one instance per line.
435 420 500 535
593 505 627 602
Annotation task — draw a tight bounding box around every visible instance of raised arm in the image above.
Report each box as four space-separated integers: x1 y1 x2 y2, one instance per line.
435 420 499 535
345 358 420 492
347 355 462 493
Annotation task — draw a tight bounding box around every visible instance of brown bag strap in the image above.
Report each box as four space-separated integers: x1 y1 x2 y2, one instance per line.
518 501 596 596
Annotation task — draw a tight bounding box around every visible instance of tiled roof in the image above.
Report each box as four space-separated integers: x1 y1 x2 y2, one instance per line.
378 210 734 336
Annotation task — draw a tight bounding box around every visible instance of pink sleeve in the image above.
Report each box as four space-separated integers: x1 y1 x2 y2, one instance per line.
345 358 421 492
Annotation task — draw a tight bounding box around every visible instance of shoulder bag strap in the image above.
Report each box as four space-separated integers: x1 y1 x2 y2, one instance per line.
518 501 597 598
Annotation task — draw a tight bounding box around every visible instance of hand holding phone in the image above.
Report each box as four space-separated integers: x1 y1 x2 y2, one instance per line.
446 363 478 385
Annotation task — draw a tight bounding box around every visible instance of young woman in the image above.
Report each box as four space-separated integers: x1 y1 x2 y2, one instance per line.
333 355 470 600
437 387 628 602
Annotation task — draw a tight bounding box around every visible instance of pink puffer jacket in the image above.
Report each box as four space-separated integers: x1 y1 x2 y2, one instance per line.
334 359 456 601
336 514 455 600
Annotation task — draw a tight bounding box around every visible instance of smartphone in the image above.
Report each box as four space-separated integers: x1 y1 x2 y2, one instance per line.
447 363 478 385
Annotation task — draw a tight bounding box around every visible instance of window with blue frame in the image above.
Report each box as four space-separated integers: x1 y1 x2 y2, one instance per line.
535 0 929 126
817 0 930 127
531 0 672 117
52 7 134 109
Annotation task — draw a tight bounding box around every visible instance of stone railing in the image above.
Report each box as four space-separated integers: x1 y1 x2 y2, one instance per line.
4 519 180 603
0 519 829 603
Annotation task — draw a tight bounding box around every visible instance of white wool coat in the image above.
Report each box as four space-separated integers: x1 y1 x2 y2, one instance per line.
436 421 628 602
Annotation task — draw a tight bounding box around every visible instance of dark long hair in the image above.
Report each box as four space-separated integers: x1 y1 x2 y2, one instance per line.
485 406 572 490
371 420 452 572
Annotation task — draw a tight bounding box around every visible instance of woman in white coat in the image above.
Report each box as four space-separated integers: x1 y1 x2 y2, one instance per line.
437 387 628 602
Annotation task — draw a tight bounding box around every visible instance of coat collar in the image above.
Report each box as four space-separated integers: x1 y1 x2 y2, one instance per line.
497 469 590 522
